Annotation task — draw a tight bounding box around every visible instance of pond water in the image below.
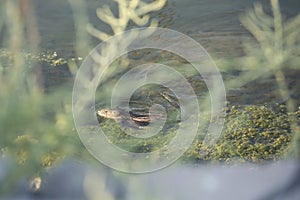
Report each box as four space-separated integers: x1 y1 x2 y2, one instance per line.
29 0 300 105
33 0 299 56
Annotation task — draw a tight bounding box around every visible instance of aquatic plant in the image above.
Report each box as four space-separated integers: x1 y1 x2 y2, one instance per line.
197 105 291 162
87 0 166 40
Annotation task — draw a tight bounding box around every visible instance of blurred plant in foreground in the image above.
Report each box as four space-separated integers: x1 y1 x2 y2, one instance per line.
0 0 168 194
224 0 300 158
0 0 83 194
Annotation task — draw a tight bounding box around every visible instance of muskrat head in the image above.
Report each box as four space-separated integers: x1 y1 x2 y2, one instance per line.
97 109 120 119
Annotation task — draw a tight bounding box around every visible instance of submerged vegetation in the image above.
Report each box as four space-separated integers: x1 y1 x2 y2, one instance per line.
190 105 294 162
0 0 299 195
97 103 297 163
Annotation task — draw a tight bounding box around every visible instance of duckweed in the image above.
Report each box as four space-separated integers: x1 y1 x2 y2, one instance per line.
185 104 293 163
97 104 295 163
99 119 178 153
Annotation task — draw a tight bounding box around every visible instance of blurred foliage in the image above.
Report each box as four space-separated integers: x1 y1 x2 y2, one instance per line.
0 0 86 194
238 0 300 158
0 0 168 194
216 0 300 159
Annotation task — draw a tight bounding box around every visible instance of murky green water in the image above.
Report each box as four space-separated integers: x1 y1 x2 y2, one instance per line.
33 0 299 54
29 0 299 103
